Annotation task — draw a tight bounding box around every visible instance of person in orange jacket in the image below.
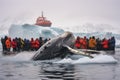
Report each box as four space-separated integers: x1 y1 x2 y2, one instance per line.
101 38 109 50
75 36 81 49
5 37 11 51
88 36 97 50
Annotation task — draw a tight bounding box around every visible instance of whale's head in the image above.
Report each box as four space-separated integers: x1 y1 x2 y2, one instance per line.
60 31 75 47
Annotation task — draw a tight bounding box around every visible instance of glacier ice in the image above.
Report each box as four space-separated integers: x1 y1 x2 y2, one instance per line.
8 24 64 39
55 54 117 64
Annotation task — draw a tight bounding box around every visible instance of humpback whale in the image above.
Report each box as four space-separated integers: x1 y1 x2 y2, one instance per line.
32 32 93 60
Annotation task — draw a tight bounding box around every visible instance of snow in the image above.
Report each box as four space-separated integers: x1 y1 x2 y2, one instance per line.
0 51 117 64
0 51 35 62
55 54 117 64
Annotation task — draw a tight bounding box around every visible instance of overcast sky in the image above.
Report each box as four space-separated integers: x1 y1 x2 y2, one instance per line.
0 0 120 34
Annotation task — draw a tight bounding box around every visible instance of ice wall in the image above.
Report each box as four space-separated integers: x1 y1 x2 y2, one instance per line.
9 24 64 39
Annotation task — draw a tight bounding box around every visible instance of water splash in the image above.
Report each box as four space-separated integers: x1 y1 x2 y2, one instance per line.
0 51 35 62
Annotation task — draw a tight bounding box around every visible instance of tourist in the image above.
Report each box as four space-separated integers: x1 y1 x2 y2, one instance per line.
82 36 87 49
74 36 81 49
19 38 25 51
11 39 17 51
109 36 116 51
1 37 6 51
34 38 40 50
5 37 11 51
30 38 35 51
101 38 109 50
96 38 102 50
88 36 97 50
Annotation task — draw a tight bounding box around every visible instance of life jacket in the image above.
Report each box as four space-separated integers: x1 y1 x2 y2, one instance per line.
34 39 40 48
102 39 109 49
79 38 84 49
89 38 97 48
5 39 11 49
30 40 35 48
75 40 81 49
82 39 87 49
11 40 17 48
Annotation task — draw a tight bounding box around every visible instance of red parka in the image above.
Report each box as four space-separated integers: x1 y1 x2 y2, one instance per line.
102 39 109 49
82 37 87 49
11 39 17 48
30 38 35 48
34 39 40 49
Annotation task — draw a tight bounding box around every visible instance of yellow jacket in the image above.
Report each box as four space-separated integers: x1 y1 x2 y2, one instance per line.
89 38 97 48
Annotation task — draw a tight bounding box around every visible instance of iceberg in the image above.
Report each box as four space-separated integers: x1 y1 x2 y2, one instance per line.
56 54 117 64
8 24 64 39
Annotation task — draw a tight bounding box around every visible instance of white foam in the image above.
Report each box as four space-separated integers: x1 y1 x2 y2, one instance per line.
0 52 117 64
56 54 117 64
0 51 35 62
56 58 73 64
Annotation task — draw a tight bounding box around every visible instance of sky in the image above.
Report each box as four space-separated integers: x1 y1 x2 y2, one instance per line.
0 0 120 34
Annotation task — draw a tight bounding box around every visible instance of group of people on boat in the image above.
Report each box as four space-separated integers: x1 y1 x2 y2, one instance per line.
0 35 116 53
74 36 116 51
1 36 50 52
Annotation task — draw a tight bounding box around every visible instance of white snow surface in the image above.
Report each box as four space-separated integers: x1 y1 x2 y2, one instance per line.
0 51 35 62
0 51 117 64
56 54 117 64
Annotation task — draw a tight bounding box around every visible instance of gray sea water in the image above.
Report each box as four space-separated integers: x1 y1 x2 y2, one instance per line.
0 48 120 80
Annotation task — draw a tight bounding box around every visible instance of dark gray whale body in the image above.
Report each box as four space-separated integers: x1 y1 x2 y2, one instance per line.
32 32 75 60
32 32 93 60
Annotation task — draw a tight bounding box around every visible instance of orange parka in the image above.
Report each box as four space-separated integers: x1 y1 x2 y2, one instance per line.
5 38 11 49
88 38 97 49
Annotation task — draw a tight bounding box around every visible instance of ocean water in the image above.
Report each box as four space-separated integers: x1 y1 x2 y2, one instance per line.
0 48 120 80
